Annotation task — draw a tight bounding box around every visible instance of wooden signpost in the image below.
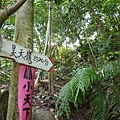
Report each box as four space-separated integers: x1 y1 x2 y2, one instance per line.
0 38 54 73
0 38 54 120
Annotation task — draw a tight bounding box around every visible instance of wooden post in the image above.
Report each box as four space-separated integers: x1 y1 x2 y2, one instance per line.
48 0 53 94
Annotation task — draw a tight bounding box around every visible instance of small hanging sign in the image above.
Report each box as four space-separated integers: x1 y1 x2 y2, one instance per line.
18 64 36 120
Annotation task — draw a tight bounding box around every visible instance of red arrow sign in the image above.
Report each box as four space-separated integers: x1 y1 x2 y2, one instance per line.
49 57 54 73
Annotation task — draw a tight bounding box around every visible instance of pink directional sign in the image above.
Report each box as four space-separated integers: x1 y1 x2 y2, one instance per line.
18 64 36 120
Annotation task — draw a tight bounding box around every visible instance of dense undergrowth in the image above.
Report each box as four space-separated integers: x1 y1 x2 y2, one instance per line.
56 60 120 120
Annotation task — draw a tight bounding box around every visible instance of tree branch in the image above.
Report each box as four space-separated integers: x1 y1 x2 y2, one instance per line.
0 0 27 28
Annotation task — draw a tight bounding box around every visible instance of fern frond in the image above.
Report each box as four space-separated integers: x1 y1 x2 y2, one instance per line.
56 60 120 120
56 82 71 119
91 60 120 120
70 68 97 108
106 80 120 119
90 89 107 120
100 60 120 79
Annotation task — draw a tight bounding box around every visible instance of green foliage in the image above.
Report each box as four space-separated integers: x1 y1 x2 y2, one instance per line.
1 0 120 119
56 68 97 119
56 82 71 119
34 0 49 52
1 0 16 8
100 60 120 80
56 60 120 119
91 61 120 120
90 78 120 119
70 68 96 108
102 0 120 15
90 89 107 120
54 46 78 80
0 90 9 120
106 79 120 119
0 58 12 84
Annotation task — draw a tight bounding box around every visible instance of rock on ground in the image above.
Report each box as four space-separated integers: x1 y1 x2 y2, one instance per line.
32 107 55 120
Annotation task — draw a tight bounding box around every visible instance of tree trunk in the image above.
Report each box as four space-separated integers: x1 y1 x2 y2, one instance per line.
6 0 34 120
48 0 53 94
